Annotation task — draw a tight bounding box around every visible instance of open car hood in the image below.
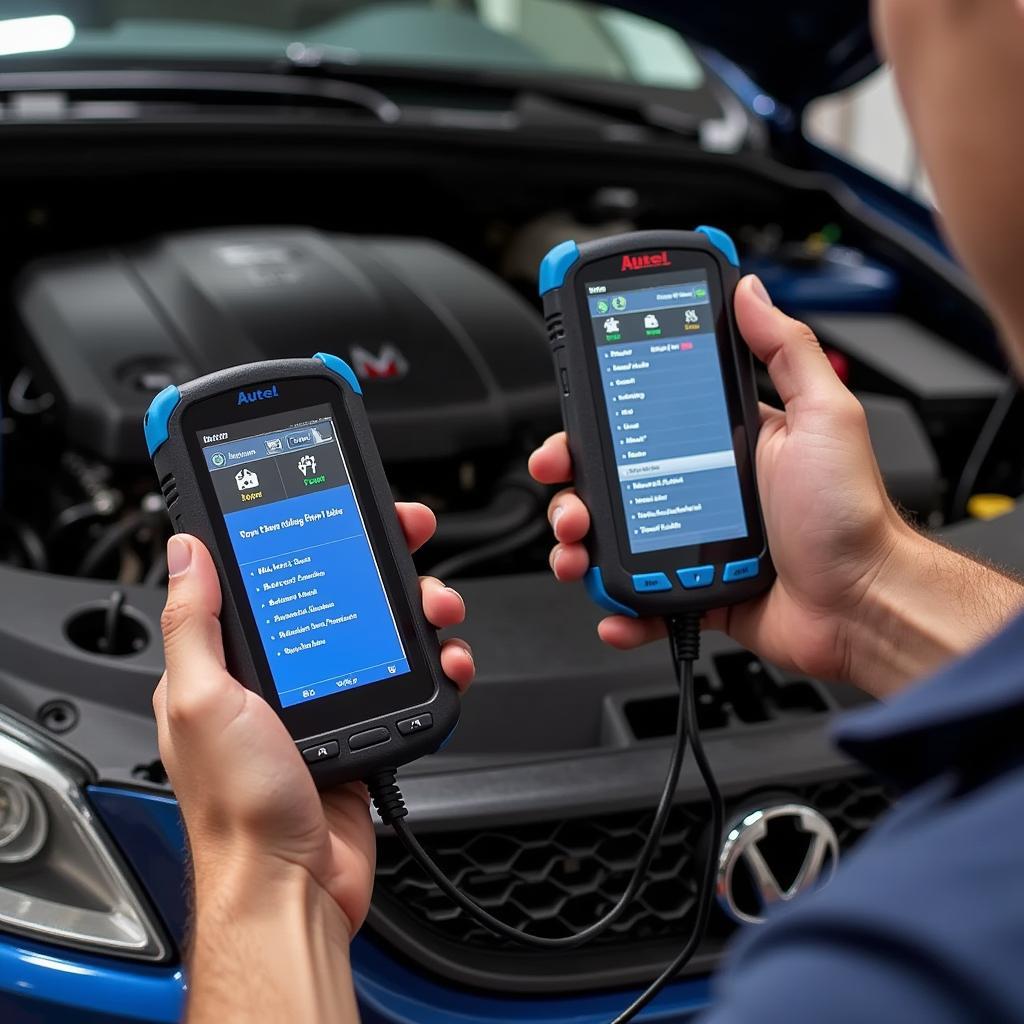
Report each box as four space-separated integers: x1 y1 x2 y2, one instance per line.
617 0 878 108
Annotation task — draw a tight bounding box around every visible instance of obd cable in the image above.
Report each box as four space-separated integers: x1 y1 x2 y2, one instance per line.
368 612 724 1023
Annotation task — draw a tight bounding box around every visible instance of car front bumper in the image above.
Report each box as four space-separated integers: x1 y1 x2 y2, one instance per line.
0 785 711 1023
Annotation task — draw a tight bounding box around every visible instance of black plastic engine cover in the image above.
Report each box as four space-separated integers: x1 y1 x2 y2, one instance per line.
15 228 557 464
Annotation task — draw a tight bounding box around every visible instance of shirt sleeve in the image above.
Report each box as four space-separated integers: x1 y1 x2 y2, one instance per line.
700 929 979 1024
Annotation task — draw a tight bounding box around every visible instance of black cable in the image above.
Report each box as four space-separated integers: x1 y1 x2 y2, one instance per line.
0 512 48 572
367 610 720 1002
610 613 724 1024
101 590 126 655
76 512 147 578
369 633 693 949
951 378 1021 520
7 368 55 416
431 480 542 546
47 500 111 543
426 516 548 581
144 551 168 587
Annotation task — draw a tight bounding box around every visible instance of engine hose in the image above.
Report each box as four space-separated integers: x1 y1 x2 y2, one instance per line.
431 477 544 546
76 512 152 579
0 513 48 573
426 516 548 580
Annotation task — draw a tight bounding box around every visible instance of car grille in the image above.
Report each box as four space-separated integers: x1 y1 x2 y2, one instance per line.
373 775 892 953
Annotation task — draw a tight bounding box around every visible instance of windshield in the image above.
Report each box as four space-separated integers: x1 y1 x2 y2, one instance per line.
0 2 705 91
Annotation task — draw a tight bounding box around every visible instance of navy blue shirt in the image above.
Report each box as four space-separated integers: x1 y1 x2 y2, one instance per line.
703 611 1024 1023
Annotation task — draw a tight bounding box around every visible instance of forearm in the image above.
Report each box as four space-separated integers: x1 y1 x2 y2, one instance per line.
187 853 358 1024
846 523 1024 698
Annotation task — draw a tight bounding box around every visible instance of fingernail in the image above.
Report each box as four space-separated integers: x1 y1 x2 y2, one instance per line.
749 275 773 308
551 505 565 529
167 536 192 578
550 547 562 574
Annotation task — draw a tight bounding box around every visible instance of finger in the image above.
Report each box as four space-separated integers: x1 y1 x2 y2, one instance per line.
152 673 168 729
160 536 244 729
440 638 475 692
150 673 182 777
735 276 853 415
547 489 590 544
549 541 589 581
420 576 466 629
396 502 436 554
529 432 573 485
597 615 668 650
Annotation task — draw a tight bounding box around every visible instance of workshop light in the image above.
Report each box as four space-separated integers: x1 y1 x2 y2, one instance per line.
0 15 76 57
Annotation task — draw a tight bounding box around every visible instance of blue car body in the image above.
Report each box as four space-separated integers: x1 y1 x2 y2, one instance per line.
0 785 713 1022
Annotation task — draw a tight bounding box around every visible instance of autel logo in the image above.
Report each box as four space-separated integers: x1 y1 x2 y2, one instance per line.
237 384 280 405
621 251 671 272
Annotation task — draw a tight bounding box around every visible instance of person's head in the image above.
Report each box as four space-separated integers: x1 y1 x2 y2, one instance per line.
873 0 1024 374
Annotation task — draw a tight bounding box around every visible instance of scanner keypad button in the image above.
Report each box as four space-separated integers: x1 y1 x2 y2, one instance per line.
632 572 673 593
397 713 433 736
349 727 390 751
302 740 340 763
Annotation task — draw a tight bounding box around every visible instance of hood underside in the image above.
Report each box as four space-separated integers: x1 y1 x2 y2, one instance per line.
616 0 878 107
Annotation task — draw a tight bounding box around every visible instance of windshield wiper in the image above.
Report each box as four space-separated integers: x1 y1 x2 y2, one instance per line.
278 47 701 140
0 67 400 123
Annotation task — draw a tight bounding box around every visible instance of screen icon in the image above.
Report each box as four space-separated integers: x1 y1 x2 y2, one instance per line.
265 437 283 454
684 308 699 324
644 314 660 330
603 317 620 334
595 299 610 314
611 296 627 311
211 452 226 467
298 454 318 478
235 468 259 491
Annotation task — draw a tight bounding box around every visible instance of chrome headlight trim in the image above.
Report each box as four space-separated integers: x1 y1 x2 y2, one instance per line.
0 711 168 961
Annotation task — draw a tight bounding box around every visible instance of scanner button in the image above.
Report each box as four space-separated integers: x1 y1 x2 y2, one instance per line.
397 713 433 736
302 740 339 763
677 565 715 589
723 558 760 583
559 368 570 397
632 572 672 593
349 727 390 751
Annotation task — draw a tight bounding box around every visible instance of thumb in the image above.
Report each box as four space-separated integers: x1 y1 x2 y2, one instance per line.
160 535 240 730
734 275 850 416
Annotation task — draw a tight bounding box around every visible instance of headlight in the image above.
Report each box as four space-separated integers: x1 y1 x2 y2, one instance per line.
0 768 48 863
0 713 167 960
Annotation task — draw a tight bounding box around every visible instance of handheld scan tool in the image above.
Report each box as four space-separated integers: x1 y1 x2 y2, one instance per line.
539 228 773 618
144 355 459 786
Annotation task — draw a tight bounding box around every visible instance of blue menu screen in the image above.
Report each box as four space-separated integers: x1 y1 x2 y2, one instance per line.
586 271 749 555
200 403 409 708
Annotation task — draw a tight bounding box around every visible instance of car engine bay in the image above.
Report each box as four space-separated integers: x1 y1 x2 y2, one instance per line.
0 121 1021 991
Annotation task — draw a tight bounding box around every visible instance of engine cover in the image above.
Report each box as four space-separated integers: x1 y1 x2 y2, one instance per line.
16 228 557 463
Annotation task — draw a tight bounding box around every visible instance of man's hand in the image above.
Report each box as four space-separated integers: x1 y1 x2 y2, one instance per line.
531 276 1024 698
154 503 473 1023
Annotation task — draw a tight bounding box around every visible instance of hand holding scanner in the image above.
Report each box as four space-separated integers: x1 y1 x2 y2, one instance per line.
143 354 459 787
539 228 773 617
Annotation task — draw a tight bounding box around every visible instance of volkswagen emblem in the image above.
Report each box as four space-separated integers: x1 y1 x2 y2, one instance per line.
716 803 839 925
